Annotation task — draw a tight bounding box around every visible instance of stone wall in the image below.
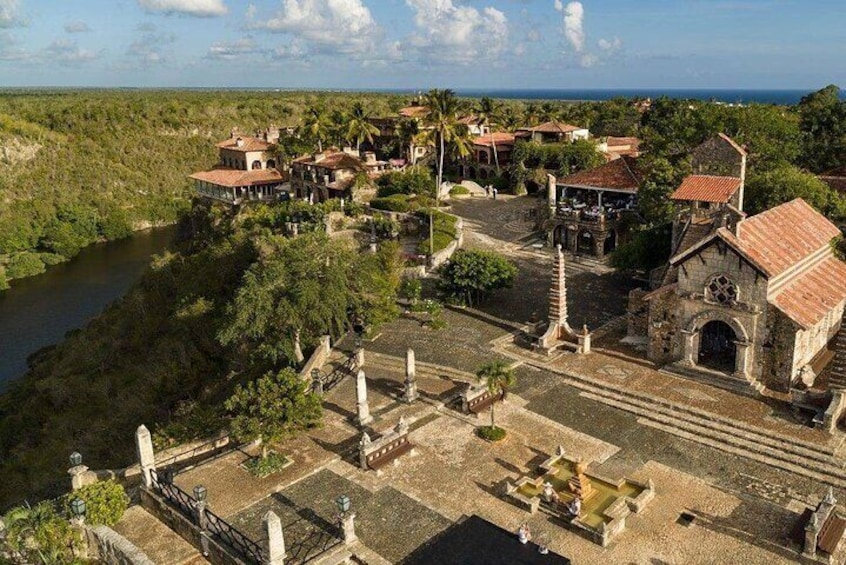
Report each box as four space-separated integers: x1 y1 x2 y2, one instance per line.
300 335 332 380
691 136 744 178
429 214 464 270
626 289 649 339
85 525 155 565
647 289 682 365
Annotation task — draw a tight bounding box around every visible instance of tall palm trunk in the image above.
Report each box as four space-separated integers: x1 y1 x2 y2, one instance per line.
431 133 445 257
490 129 500 175
318 139 323 153
293 329 304 364
490 402 496 428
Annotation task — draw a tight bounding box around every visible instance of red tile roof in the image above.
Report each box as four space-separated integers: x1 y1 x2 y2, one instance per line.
605 136 641 148
190 168 284 188
731 198 842 278
522 121 585 134
216 136 275 152
671 175 742 203
770 256 846 329
558 156 642 193
472 132 516 148
294 151 366 171
399 105 429 118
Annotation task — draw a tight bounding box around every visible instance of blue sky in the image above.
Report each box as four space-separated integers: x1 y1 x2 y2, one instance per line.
0 0 844 89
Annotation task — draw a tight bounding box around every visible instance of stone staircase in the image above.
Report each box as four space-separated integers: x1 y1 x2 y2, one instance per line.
662 362 766 397
522 359 846 489
829 316 846 390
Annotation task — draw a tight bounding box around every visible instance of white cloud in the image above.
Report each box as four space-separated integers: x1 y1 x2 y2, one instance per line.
254 0 380 55
598 37 622 51
555 0 584 53
553 0 563 11
0 31 28 60
137 0 227 17
44 39 97 64
64 21 92 33
406 0 508 64
206 37 261 60
126 31 176 67
0 0 23 28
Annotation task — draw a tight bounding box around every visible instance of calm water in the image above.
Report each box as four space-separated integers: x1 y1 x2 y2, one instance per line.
0 226 176 387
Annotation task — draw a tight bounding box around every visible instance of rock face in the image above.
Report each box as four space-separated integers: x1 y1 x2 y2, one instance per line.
0 138 42 167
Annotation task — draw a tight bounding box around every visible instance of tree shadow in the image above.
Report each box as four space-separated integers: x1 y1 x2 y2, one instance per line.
494 457 524 475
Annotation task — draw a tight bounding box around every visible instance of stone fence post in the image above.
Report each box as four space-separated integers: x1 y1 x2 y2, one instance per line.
136 425 156 489
264 511 286 565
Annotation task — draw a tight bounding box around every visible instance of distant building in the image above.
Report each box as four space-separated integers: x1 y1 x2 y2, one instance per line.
597 136 642 161
516 121 590 144
290 148 393 203
190 130 286 206
549 156 642 258
463 133 517 181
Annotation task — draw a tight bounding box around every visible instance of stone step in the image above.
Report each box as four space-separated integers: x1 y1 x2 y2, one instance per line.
661 363 766 397
527 360 841 462
639 418 846 489
579 391 846 487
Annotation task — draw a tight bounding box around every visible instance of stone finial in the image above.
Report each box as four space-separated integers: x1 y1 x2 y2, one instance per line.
263 511 286 565
807 512 820 531
359 432 371 447
395 416 408 435
583 324 589 335
556 445 566 457
136 424 156 489
825 487 837 506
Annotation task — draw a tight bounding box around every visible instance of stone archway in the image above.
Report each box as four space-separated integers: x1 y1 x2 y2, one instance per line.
682 311 751 377
577 230 594 255
698 320 736 372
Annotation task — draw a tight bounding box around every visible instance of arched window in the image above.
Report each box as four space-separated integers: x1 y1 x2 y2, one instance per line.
705 274 738 305
267 159 276 169
252 160 262 170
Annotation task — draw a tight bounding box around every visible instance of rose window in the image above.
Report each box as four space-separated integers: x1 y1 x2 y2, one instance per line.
706 275 738 304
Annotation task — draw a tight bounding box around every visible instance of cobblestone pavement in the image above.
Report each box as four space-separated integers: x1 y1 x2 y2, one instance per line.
449 196 639 327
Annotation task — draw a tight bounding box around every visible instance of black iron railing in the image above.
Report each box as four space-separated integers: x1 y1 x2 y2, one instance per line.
149 469 194 520
205 508 267 565
320 352 358 393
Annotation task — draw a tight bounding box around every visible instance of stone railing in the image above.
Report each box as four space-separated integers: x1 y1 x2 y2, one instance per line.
84 526 155 565
359 418 414 471
461 384 502 415
300 335 332 380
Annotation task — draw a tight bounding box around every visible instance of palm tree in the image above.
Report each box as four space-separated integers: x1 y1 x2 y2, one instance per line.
347 101 380 153
328 108 350 148
302 107 328 153
474 96 503 174
422 88 466 257
395 119 420 164
500 106 522 132
476 360 516 430
523 102 541 126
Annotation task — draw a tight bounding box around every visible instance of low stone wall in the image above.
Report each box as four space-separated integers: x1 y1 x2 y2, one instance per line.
359 419 412 471
429 215 464 270
139 488 248 565
85 525 155 565
821 390 846 433
300 335 332 380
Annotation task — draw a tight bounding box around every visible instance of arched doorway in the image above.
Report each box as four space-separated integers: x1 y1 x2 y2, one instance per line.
698 320 737 372
603 230 617 255
554 226 569 249
577 230 594 255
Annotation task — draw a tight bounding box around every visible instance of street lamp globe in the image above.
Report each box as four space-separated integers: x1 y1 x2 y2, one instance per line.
336 494 351 514
70 498 86 517
193 485 208 503
69 452 83 467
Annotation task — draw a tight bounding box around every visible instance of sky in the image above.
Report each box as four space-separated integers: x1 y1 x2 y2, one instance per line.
0 0 844 90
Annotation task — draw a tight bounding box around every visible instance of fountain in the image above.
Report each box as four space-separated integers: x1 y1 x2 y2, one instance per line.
504 448 655 547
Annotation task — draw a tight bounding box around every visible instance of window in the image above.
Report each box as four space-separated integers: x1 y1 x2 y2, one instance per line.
706 274 738 305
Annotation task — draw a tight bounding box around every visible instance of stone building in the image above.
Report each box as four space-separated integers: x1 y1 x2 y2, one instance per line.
597 136 641 161
463 133 517 181
290 148 393 203
548 156 642 259
516 121 590 144
190 131 285 206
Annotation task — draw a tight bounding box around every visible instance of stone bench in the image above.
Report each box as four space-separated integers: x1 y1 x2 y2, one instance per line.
461 386 503 415
359 418 414 472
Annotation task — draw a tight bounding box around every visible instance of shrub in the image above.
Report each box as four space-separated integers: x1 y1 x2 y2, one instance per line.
372 216 400 240
376 166 434 198
399 277 422 303
370 194 414 213
38 252 67 266
439 249 518 306
449 185 470 196
244 451 290 478
2 501 83 563
417 210 458 254
0 266 9 291
476 425 506 442
5 252 46 279
66 480 130 526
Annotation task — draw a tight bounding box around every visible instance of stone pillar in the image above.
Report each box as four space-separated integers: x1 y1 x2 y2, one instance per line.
803 513 820 558
547 174 557 211
680 330 697 367
264 511 286 565
539 244 573 350
68 463 92 492
358 433 371 469
404 348 418 403
355 370 373 426
312 372 324 396
341 513 358 545
578 325 592 355
734 340 751 379
356 345 365 369
136 425 156 489
597 190 604 208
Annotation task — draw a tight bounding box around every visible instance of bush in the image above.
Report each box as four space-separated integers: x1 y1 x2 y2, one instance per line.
373 216 400 240
5 252 46 279
476 425 507 442
439 249 518 306
244 451 290 478
376 166 434 198
399 277 422 303
0 267 8 291
38 252 67 266
417 210 458 254
371 194 414 213
449 185 470 196
66 480 130 526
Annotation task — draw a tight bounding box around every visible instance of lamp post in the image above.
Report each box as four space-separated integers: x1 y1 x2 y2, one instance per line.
68 451 89 492
336 494 357 545
193 484 209 535
69 452 83 467
70 498 86 525
312 368 323 395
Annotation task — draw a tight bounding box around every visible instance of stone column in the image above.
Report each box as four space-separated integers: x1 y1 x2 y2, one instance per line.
539 244 573 349
355 370 373 426
264 511 286 565
68 463 91 492
803 513 820 558
578 324 592 355
404 348 418 403
136 425 156 489
733 340 751 379
341 513 358 545
547 174 556 212
356 345 365 369
680 330 697 367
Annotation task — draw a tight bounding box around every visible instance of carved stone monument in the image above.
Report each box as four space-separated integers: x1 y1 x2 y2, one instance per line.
355 370 373 426
404 348 418 403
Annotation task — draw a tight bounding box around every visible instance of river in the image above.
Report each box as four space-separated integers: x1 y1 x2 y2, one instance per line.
0 226 176 388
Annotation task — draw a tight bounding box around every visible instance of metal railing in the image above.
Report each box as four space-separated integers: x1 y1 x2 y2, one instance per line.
149 469 194 521
206 508 267 565
318 352 358 393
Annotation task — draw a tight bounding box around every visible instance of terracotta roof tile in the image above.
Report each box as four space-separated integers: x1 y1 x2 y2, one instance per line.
190 168 284 188
771 256 846 329
605 136 641 148
216 136 274 152
295 151 366 171
557 156 642 193
522 121 585 134
472 132 516 148
733 198 842 278
399 105 429 118
671 175 742 203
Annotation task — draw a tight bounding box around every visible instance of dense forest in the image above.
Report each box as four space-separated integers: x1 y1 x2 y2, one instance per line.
1 86 845 508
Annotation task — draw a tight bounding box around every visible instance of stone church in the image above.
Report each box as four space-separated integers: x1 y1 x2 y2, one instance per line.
629 135 846 396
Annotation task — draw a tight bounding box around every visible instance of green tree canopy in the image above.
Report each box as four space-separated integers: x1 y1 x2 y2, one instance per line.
224 367 322 458
2 501 83 564
439 249 518 306
744 162 846 218
798 85 846 173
